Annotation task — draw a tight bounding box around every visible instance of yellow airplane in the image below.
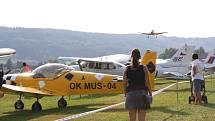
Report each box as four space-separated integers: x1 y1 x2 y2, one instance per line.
140 30 168 38
0 50 156 111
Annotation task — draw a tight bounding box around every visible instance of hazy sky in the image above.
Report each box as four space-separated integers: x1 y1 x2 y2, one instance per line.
0 0 215 37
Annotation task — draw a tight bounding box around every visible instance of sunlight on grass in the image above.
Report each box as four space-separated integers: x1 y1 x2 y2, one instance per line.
0 79 215 121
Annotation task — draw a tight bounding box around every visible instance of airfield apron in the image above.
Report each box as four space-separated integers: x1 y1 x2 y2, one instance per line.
125 65 151 110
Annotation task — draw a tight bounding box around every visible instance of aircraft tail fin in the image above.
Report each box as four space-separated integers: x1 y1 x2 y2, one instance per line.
140 50 157 90
168 44 195 64
205 49 215 64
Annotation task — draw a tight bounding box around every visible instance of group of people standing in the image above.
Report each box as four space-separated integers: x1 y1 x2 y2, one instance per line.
123 49 204 121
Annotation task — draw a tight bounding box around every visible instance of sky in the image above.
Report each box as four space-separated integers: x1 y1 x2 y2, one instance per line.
0 0 215 37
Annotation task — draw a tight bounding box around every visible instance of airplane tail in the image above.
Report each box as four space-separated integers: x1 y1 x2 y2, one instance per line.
168 44 195 65
140 50 157 90
204 49 215 64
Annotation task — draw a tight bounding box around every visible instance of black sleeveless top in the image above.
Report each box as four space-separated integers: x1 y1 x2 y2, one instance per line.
125 65 148 92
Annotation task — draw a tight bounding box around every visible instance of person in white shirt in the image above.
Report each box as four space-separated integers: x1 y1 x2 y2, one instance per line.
191 53 204 104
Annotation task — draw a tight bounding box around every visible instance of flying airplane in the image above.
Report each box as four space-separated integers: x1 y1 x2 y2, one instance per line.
156 44 195 78
140 30 168 38
0 50 156 111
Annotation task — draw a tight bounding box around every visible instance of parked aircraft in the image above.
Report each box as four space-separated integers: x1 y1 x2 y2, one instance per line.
140 30 168 38
0 48 16 57
0 48 16 98
204 49 215 72
58 54 130 65
156 44 195 77
58 54 131 76
0 50 156 111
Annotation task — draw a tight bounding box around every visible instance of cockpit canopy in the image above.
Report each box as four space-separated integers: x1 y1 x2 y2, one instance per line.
32 63 74 79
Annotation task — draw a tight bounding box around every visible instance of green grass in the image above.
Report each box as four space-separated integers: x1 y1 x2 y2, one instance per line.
0 79 215 121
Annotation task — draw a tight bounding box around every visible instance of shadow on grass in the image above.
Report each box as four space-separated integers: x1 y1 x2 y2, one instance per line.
71 94 120 100
200 103 215 109
152 106 190 121
0 103 110 121
155 81 175 85
163 87 190 92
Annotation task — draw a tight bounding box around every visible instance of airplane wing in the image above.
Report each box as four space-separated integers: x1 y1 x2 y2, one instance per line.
1 84 53 97
139 32 151 35
58 57 99 62
205 64 215 72
154 32 168 35
0 48 16 57
163 71 184 77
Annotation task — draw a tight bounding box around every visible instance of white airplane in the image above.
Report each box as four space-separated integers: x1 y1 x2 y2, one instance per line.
204 49 215 72
0 48 16 57
156 44 195 77
58 45 195 77
58 58 127 76
0 48 16 98
58 54 130 65
57 54 130 76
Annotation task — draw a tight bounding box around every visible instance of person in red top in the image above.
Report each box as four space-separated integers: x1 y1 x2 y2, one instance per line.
22 62 31 72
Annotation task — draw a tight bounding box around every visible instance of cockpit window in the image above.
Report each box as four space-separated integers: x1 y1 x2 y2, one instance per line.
32 63 74 79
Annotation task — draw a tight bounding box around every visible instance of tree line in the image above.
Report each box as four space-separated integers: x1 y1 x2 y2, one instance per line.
158 46 208 59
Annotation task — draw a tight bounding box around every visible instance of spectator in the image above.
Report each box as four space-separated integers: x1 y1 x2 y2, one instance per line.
123 48 152 121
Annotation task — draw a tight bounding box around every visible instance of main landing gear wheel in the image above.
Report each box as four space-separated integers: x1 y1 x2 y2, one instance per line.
32 101 42 111
14 100 24 110
58 97 67 109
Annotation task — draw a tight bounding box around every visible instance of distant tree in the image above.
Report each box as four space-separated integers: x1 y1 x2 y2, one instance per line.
194 46 208 59
5 59 13 70
158 48 178 59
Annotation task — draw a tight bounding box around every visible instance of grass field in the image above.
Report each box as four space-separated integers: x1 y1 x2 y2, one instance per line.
0 78 215 121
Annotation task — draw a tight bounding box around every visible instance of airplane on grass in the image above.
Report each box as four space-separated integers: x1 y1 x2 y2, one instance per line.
58 54 130 76
58 44 194 79
0 48 16 57
0 50 156 111
140 30 168 38
0 48 16 98
156 44 195 78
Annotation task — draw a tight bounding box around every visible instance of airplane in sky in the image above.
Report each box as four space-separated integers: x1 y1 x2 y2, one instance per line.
140 30 168 38
0 50 156 111
156 44 195 77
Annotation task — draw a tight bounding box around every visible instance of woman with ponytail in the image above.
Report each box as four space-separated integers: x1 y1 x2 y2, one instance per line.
123 48 152 121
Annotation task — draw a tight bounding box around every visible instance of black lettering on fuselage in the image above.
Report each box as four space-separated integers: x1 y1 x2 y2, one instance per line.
84 82 102 89
70 83 82 89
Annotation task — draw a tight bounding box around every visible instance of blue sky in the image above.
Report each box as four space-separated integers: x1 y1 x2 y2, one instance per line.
0 0 215 37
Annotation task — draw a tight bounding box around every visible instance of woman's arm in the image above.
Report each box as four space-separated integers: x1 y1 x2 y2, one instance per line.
143 65 152 96
123 67 128 95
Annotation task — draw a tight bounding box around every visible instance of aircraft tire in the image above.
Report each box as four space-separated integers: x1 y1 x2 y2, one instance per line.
14 100 24 110
58 97 67 109
32 101 42 111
